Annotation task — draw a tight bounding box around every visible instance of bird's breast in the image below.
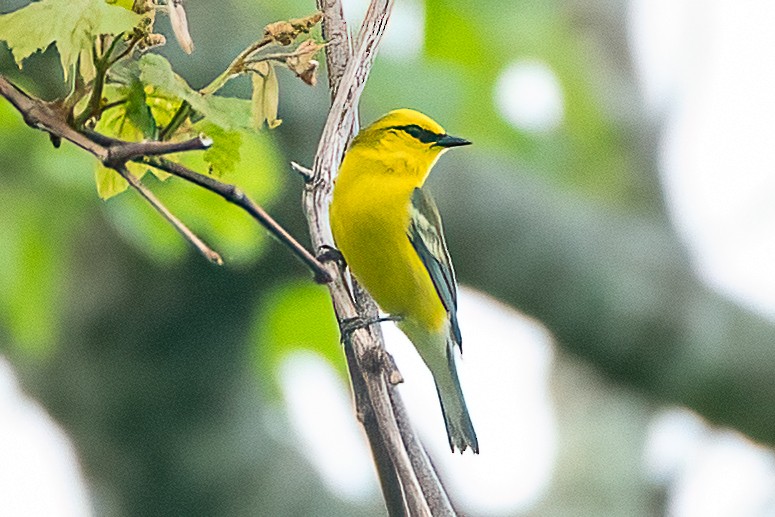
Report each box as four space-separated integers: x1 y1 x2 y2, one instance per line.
330 167 446 331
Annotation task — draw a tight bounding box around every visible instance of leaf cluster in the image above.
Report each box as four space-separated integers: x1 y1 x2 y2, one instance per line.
0 0 324 199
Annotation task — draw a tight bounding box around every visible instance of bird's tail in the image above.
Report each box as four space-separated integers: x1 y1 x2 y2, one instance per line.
433 346 479 454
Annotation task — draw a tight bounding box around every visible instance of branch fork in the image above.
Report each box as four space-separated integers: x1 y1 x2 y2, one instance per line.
103 134 212 169
0 75 329 280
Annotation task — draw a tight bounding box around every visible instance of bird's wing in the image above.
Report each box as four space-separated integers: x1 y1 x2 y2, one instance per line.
407 187 462 350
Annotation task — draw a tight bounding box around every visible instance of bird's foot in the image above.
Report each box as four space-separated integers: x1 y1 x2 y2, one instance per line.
339 314 402 342
317 245 344 265
340 314 404 384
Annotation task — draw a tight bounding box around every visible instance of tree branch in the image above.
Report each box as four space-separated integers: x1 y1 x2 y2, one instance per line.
305 0 456 514
139 156 331 283
115 164 223 265
106 135 213 166
0 74 330 280
317 0 351 99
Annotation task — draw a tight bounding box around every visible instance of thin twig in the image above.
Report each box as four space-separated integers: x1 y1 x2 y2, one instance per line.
115 164 223 265
108 32 142 67
0 76 110 160
138 156 332 283
159 100 191 141
199 36 274 96
106 134 212 166
74 36 124 128
290 161 313 181
0 75 328 280
82 128 330 282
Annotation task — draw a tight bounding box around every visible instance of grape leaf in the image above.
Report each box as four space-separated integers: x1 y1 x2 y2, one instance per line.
195 122 241 178
0 0 140 81
138 54 253 130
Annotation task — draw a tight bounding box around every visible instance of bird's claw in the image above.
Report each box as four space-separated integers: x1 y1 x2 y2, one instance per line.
339 314 402 343
317 245 345 267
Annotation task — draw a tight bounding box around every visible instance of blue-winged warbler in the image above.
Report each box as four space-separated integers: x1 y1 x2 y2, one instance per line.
330 109 478 453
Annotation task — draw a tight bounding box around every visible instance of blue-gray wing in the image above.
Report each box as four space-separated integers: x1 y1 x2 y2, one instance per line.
407 187 462 350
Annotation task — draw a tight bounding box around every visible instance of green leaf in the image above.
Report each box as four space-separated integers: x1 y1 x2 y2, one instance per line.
0 0 140 81
95 166 129 199
125 79 158 140
138 54 253 130
90 81 178 199
251 281 343 398
92 85 154 199
103 127 284 265
106 0 136 11
196 122 242 178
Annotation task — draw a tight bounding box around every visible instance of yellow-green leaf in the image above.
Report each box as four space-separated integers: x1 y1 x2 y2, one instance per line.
196 122 241 178
125 79 158 139
95 166 129 199
138 54 253 130
92 87 156 199
250 63 281 130
0 0 140 81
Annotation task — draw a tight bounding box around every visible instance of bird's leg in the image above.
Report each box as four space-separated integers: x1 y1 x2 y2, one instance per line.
340 314 405 384
317 244 346 267
339 314 402 343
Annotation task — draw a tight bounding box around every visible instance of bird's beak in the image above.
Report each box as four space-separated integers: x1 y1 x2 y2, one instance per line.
435 134 472 148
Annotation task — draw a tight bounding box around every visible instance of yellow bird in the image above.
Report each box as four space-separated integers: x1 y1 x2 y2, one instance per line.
330 109 478 453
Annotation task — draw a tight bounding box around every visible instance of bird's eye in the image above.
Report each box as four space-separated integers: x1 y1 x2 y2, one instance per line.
403 125 423 139
395 124 439 144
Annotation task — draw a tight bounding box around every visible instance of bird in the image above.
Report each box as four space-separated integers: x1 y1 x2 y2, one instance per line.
329 108 478 453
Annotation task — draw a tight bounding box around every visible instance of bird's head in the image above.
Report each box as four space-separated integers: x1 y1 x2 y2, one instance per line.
352 109 471 157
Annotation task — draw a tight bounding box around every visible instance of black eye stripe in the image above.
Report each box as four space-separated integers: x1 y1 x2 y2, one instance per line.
390 124 442 144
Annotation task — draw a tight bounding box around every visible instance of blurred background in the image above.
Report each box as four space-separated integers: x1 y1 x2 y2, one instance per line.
3 0 775 515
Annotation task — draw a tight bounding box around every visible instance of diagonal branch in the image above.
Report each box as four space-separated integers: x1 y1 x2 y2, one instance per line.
139 156 331 283
115 164 223 265
105 135 213 166
0 74 330 280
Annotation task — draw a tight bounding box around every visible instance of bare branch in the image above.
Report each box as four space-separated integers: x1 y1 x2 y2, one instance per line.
199 12 322 96
105 134 212 166
391 389 456 515
343 333 407 517
0 74 329 281
116 164 223 265
317 0 351 99
0 76 109 160
139 156 332 283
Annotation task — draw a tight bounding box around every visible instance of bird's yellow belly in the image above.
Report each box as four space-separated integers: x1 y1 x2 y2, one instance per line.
330 183 446 332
